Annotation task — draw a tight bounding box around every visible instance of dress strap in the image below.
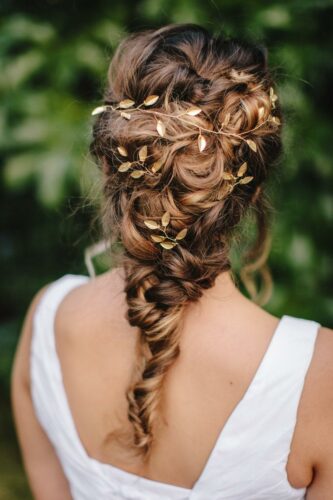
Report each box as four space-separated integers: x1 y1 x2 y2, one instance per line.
30 274 91 460
194 314 321 498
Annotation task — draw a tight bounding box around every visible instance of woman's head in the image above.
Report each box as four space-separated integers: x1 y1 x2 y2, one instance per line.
90 23 283 457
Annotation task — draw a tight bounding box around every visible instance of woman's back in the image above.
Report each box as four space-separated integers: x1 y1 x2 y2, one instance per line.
29 267 329 499
12 23 333 500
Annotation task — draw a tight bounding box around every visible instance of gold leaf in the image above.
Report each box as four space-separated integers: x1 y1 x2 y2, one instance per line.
258 107 265 120
198 134 207 152
221 112 231 127
160 241 177 250
91 106 107 116
271 116 281 125
156 120 166 137
144 220 160 229
221 171 234 180
119 99 135 109
138 145 148 162
217 183 234 199
143 95 159 106
237 162 248 177
175 228 188 240
246 139 257 153
151 235 166 242
130 170 145 178
118 161 131 172
216 184 230 200
186 106 202 116
117 146 128 157
161 211 170 227
120 111 131 120
239 176 254 184
269 87 278 102
151 159 163 173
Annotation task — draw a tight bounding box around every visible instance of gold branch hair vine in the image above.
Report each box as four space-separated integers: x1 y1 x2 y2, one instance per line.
217 161 253 198
143 211 188 250
91 87 280 155
91 85 280 250
116 144 163 179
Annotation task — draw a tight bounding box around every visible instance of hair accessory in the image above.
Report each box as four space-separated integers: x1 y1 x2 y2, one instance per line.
216 161 253 199
115 144 163 178
91 85 280 251
143 211 188 250
91 87 280 156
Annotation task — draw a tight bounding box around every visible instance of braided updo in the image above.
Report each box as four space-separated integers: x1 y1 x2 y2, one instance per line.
89 23 283 458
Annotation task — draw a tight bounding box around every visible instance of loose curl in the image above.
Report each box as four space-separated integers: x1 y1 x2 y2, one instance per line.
89 23 283 459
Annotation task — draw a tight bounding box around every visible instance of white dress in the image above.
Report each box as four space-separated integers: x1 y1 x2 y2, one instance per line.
30 274 320 500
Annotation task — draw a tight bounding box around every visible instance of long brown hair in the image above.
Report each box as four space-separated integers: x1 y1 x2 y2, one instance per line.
89 23 283 459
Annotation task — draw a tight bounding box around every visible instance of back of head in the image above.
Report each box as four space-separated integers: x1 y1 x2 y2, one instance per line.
90 23 283 458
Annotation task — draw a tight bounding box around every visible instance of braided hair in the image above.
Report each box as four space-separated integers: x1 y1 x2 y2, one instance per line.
89 23 283 459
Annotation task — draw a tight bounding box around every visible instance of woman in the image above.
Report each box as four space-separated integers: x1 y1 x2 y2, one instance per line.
11 23 333 499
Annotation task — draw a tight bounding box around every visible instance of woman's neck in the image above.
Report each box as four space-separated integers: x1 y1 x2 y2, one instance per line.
202 270 244 304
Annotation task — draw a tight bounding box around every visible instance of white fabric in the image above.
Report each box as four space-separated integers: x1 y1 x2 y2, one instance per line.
30 273 321 500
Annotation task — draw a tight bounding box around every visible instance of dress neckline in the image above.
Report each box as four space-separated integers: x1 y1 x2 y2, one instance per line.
49 273 287 494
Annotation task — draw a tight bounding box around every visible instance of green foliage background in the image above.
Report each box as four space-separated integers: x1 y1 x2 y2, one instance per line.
0 0 332 497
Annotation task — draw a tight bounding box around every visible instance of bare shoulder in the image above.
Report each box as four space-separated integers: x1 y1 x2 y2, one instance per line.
305 324 333 498
55 267 127 331
11 268 127 387
54 267 134 361
62 267 124 306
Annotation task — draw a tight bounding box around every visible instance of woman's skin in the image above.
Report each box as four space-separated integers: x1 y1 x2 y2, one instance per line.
11 267 333 499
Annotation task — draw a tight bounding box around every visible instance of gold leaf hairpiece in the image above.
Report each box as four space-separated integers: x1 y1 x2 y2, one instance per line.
115 143 164 179
186 106 202 116
92 106 107 116
161 211 171 227
118 161 131 172
221 171 234 180
151 159 163 173
144 220 159 229
120 111 131 120
156 120 166 137
269 87 278 109
117 146 128 157
138 145 148 162
91 86 280 249
144 95 159 106
130 169 145 178
119 99 135 109
160 241 177 249
237 162 248 177
246 139 257 153
239 175 254 184
144 211 188 250
216 161 254 199
175 227 188 240
115 135 166 180
91 86 280 159
198 134 207 152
